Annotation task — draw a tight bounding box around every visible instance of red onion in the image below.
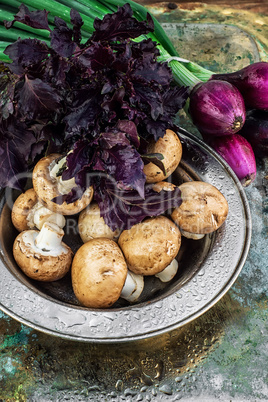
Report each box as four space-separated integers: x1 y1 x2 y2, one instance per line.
211 62 268 110
189 80 246 137
203 133 256 187
239 110 268 158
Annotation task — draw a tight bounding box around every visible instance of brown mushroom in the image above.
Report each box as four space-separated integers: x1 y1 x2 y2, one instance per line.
118 216 181 276
78 202 121 242
13 222 73 281
171 181 229 239
143 129 182 183
71 238 127 308
11 188 66 232
32 154 93 215
11 188 38 232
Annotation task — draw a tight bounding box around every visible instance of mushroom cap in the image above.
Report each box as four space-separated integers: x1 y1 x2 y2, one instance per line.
171 181 229 234
143 129 182 184
78 203 121 242
11 188 38 232
13 230 73 281
118 216 181 275
32 154 93 215
71 238 127 308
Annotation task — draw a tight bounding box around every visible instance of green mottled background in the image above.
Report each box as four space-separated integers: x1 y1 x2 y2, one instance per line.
0 3 267 401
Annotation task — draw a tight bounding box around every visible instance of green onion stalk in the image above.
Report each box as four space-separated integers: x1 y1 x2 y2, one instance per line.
0 0 214 90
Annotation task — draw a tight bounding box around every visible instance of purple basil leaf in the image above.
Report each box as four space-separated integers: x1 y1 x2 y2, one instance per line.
77 43 115 74
0 118 37 190
141 153 166 175
42 55 70 87
163 85 189 116
63 94 102 137
52 185 85 205
0 64 18 119
100 144 145 198
99 131 130 149
94 178 182 231
132 56 172 87
92 4 154 42
50 17 76 57
70 8 83 44
4 39 49 76
4 4 51 31
16 75 62 122
63 139 93 180
141 118 167 141
116 120 140 148
134 83 163 120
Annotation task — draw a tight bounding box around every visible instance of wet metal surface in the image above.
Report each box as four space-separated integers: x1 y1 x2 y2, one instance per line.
0 2 268 401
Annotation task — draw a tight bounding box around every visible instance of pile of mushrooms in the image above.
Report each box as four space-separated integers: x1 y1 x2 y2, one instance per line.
11 129 229 309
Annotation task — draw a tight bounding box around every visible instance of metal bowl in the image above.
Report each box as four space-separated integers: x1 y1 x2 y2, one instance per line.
0 129 251 343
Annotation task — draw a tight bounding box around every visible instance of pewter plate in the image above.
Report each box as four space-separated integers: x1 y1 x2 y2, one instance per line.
0 129 251 343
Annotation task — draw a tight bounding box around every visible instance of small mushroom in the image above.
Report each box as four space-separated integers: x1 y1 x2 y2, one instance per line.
118 216 181 276
71 238 127 308
11 188 38 232
171 181 229 239
78 202 121 242
143 129 182 183
155 259 179 282
32 154 93 215
11 188 65 232
13 222 73 281
120 271 144 302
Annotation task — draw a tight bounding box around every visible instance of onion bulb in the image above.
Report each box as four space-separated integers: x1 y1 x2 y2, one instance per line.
189 80 246 137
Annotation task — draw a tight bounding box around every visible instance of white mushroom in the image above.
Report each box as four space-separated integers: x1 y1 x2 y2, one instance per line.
120 271 144 302
13 222 73 281
155 259 179 282
32 154 94 215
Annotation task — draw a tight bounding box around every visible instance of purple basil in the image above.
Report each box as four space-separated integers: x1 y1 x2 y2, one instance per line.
0 5 188 230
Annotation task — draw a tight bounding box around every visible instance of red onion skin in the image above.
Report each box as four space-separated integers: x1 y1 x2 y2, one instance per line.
203 133 257 187
239 110 268 158
211 62 268 110
189 80 246 137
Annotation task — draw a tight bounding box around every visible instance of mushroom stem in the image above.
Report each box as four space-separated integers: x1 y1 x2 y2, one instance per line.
27 202 66 230
35 222 65 251
120 271 144 302
180 229 205 240
155 259 179 282
50 156 76 195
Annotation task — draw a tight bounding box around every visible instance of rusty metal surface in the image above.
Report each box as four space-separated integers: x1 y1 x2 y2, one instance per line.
0 2 268 401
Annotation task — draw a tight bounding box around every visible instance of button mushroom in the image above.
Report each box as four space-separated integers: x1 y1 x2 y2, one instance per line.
118 216 181 276
32 154 94 215
13 222 73 281
71 238 127 308
78 202 121 243
11 188 66 232
143 129 182 183
171 181 229 239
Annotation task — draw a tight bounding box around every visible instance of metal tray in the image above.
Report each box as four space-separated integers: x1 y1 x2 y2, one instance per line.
0 128 252 343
